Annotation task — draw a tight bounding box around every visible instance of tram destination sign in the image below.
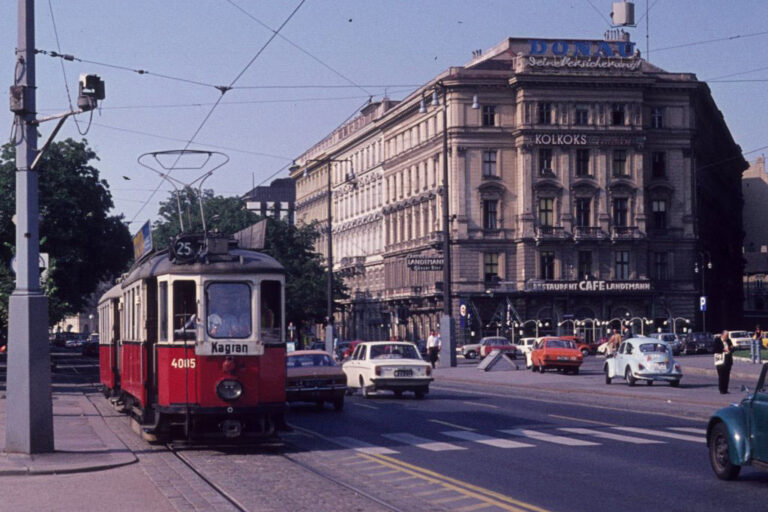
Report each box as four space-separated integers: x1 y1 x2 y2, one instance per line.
527 279 652 293
407 255 444 271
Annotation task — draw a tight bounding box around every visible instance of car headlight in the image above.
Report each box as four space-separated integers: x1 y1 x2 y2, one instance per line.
217 379 243 401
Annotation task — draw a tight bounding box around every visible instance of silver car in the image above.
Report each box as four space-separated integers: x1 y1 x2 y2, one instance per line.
649 332 681 355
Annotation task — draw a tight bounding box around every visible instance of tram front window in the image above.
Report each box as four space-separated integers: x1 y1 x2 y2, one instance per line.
206 282 252 339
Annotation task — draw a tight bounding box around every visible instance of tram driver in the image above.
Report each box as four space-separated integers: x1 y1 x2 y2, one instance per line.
207 284 251 338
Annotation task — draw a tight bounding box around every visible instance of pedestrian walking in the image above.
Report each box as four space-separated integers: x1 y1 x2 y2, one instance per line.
752 325 763 364
714 330 734 394
426 330 441 368
608 329 622 355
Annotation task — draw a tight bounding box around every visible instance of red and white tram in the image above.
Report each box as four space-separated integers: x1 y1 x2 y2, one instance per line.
98 234 286 440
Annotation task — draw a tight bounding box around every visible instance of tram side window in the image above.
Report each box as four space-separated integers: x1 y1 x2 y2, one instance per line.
158 282 168 342
173 280 197 341
261 280 282 344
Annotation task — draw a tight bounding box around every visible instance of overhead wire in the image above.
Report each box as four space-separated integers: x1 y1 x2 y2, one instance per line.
651 30 768 53
224 0 373 96
128 0 307 225
584 0 613 27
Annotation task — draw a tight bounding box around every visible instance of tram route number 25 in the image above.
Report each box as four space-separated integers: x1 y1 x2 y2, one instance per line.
171 358 196 369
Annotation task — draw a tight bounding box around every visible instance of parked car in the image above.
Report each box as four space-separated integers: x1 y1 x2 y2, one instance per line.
682 332 715 354
648 332 682 355
65 333 88 349
706 362 768 480
337 340 362 362
478 336 517 358
558 335 596 357
286 350 347 411
530 338 583 374
514 337 537 368
342 341 432 398
81 334 99 357
727 330 751 350
604 338 682 387
461 340 483 360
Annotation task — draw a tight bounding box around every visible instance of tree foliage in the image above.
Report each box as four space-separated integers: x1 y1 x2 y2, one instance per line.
0 138 132 329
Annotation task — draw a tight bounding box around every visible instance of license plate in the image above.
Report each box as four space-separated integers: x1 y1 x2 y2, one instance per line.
394 369 413 377
557 356 568 361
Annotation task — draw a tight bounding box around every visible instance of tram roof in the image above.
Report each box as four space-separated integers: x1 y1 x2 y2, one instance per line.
122 248 285 286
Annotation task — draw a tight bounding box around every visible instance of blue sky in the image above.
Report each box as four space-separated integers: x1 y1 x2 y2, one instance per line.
1 0 766 229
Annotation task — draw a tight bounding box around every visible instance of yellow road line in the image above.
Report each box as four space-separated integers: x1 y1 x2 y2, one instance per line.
429 419 475 431
358 452 549 512
548 414 616 426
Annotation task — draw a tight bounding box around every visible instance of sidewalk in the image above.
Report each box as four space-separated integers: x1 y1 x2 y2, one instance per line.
0 392 136 475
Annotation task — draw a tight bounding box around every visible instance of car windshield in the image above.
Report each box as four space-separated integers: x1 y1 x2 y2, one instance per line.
370 344 420 360
547 339 573 349
639 343 668 354
730 331 748 338
287 354 335 368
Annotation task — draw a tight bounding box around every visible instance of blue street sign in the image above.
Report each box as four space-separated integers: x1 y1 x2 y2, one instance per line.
700 296 707 312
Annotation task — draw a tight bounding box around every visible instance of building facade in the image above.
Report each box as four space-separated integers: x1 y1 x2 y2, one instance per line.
290 36 746 344
244 177 296 225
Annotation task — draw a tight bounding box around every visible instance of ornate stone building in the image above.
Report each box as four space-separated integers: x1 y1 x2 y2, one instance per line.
290 35 746 343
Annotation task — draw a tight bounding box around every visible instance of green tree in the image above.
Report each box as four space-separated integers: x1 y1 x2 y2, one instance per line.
151 188 259 250
0 138 132 329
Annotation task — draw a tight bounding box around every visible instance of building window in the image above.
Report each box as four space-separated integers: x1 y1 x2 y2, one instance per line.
575 198 591 227
612 197 628 227
651 199 667 229
612 149 627 176
611 103 625 125
540 251 555 280
539 148 553 175
484 253 499 283
482 150 497 177
577 251 592 280
576 149 590 176
575 106 589 126
615 251 630 280
483 200 498 230
539 198 554 227
651 107 664 128
482 105 496 126
652 252 668 280
538 102 552 124
651 151 666 178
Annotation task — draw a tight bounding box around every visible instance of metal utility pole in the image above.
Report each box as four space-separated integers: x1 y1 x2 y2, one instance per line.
6 0 55 453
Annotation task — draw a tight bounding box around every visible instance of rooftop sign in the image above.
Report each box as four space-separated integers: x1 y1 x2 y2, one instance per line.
525 39 641 71
132 220 153 262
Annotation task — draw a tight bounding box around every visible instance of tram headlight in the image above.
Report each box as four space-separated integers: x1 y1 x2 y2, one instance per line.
216 379 243 401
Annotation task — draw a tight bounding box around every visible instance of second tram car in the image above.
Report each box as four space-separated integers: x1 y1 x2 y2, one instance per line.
99 234 286 441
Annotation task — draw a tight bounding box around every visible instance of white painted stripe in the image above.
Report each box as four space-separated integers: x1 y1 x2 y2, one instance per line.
461 401 499 409
383 433 466 452
558 427 664 444
442 430 534 449
333 436 399 455
429 419 475 431
353 402 379 410
612 427 704 443
500 428 600 446
668 427 707 435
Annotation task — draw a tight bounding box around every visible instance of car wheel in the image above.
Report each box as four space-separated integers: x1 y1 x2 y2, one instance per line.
530 363 536 372
465 350 477 360
670 379 680 387
394 390 403 398
604 366 611 385
333 397 344 411
581 348 589 357
624 367 636 386
646 380 653 386
709 422 741 480
345 387 354 396
315 400 325 410
572 367 579 375
538 362 545 373
360 376 373 398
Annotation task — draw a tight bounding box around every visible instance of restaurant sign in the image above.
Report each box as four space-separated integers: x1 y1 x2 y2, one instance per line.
527 280 651 293
407 255 444 271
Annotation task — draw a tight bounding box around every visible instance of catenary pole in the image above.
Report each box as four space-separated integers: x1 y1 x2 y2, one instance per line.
5 0 55 453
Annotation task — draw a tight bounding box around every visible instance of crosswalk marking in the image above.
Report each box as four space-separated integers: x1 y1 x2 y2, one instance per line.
383 433 467 451
500 428 599 446
441 430 535 449
558 427 664 444
612 427 704 443
333 436 399 455
668 427 707 435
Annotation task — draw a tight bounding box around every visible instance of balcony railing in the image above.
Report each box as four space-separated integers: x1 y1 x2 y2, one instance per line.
535 226 569 241
611 226 641 241
573 226 605 241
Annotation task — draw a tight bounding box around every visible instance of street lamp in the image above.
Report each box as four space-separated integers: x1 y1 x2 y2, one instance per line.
577 318 600 343
515 319 549 338
557 319 576 335
663 317 690 336
694 250 713 332
296 157 354 355
419 81 478 367
625 317 654 336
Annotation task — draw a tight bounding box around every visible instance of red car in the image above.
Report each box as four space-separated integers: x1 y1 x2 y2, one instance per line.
479 336 518 358
530 338 583 374
557 335 597 357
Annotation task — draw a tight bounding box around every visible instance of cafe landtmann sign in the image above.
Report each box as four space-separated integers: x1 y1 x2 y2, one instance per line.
407 255 444 271
527 280 652 293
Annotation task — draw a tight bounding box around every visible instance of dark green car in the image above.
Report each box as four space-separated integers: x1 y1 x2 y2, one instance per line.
707 363 768 479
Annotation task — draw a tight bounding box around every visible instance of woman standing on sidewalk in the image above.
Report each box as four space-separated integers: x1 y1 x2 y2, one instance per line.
714 330 734 394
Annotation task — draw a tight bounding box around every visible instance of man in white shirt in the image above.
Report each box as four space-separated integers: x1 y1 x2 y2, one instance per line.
426 331 441 368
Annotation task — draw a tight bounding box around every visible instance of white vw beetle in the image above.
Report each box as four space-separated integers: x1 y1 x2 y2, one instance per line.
342 341 433 398
604 337 682 387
